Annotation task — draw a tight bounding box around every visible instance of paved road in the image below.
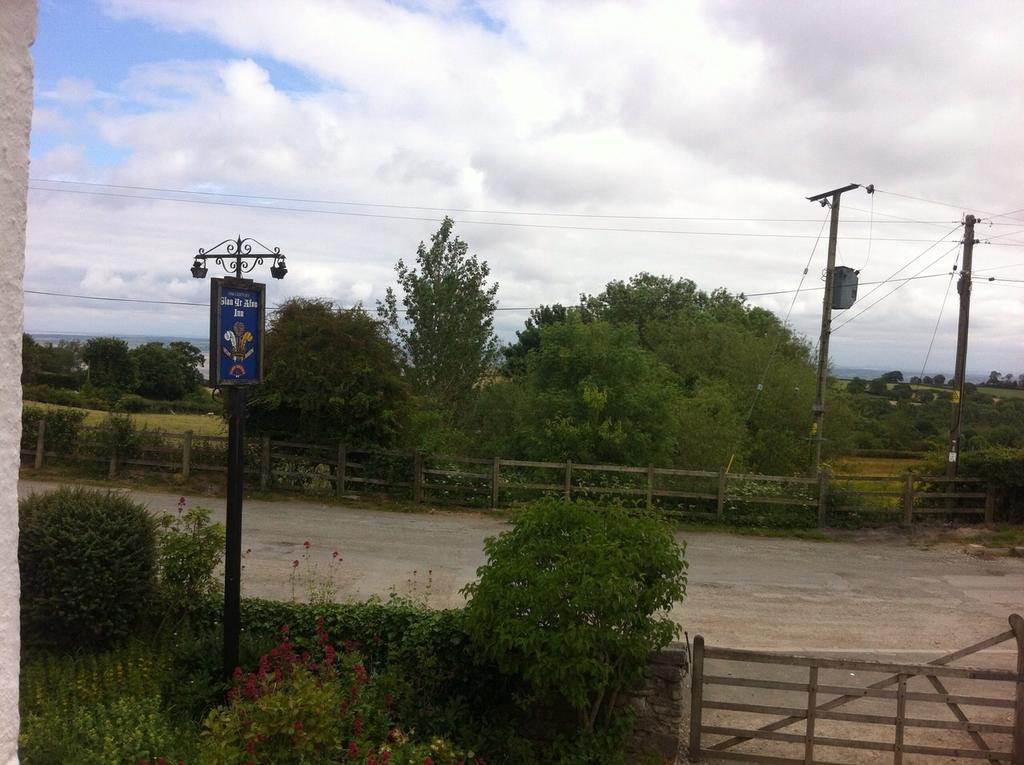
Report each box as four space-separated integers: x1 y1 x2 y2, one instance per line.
18 480 1024 653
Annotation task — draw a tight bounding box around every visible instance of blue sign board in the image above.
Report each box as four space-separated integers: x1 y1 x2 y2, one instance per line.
210 278 265 386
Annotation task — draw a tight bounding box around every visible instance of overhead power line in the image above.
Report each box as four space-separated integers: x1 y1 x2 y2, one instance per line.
27 184 967 242
29 177 953 224
831 242 963 334
874 187 1024 225
22 271 968 311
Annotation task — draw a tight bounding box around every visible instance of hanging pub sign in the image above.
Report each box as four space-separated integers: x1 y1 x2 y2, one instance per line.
209 278 266 386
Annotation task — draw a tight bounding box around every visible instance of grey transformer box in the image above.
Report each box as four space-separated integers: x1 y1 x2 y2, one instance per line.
832 266 859 310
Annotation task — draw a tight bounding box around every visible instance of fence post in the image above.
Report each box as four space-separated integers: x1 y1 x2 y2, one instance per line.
894 674 907 765
413 450 424 503
816 470 828 528
564 460 572 501
108 447 118 479
902 472 914 526
716 469 726 518
984 483 995 526
688 635 705 763
490 457 500 508
646 465 654 510
34 418 45 469
260 436 271 491
336 443 347 497
1010 613 1024 765
181 430 193 479
804 665 818 764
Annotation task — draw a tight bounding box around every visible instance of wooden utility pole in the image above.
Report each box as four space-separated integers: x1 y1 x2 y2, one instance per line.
947 214 977 479
807 183 860 472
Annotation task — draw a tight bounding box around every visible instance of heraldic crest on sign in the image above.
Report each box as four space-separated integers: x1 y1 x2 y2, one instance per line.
223 320 255 378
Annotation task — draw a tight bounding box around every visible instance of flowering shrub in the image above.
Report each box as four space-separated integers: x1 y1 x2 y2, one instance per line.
157 497 226 614
198 622 476 765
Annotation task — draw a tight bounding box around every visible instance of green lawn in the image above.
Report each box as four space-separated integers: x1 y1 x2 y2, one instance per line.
24 400 227 435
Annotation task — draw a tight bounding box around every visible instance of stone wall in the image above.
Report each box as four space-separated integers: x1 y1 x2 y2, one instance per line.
625 641 689 763
0 1 36 762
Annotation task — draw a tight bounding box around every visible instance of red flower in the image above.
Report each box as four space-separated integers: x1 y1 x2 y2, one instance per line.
293 719 303 731
423 757 434 765
303 540 311 549
347 740 359 758
292 559 299 568
332 550 339 559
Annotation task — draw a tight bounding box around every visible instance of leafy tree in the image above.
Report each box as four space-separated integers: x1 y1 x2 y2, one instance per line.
501 303 572 376
922 375 934 385
909 376 922 385
83 337 136 392
642 305 817 473
881 370 904 383
987 370 1002 385
867 378 889 396
580 272 753 348
846 378 867 394
129 341 203 400
378 217 499 417
22 334 85 387
21 333 42 384
248 299 408 447
932 373 946 386
478 319 684 465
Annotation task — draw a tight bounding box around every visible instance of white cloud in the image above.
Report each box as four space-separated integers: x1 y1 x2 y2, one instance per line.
24 0 1024 374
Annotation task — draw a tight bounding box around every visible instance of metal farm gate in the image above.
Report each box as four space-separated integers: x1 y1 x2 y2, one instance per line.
688 614 1024 764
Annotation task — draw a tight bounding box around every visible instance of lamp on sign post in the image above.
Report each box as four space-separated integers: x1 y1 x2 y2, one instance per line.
190 235 287 684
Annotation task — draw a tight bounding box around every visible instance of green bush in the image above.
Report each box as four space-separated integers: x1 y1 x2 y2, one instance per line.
462 498 687 756
21 405 87 454
19 487 158 647
925 446 1024 521
156 498 226 616
113 392 150 412
22 383 85 407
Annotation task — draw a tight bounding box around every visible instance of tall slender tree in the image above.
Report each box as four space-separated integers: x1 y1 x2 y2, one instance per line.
378 217 499 415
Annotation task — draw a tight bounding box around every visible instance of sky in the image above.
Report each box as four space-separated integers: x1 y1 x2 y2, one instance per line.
24 0 1024 375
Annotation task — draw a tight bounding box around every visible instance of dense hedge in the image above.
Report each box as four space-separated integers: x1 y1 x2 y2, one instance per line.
957 447 1024 521
19 487 158 648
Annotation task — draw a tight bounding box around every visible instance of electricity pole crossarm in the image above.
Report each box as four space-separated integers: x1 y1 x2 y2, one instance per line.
947 214 977 479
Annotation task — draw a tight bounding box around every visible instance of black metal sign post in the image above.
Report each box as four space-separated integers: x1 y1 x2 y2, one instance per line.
190 236 286 683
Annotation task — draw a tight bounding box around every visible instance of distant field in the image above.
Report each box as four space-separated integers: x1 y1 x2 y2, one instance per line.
832 455 925 475
835 378 1024 401
24 400 226 435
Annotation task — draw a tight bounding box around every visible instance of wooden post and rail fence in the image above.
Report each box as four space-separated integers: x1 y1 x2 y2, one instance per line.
688 613 1024 764
21 423 998 526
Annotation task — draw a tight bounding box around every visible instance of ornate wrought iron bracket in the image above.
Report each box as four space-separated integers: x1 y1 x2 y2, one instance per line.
190 235 287 280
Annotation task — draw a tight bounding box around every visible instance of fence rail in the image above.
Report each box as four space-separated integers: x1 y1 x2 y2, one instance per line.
20 421 997 526
688 614 1024 764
